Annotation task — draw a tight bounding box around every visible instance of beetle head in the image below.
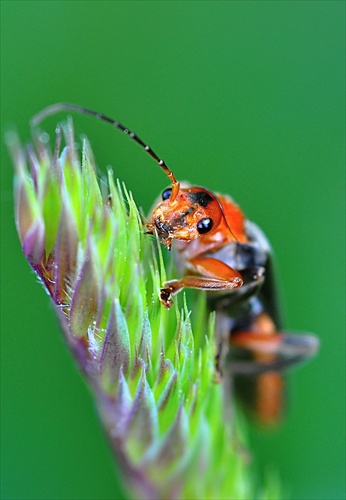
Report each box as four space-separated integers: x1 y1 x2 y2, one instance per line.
146 185 224 250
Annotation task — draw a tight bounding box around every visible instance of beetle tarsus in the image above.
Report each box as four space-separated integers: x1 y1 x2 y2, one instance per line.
160 287 174 309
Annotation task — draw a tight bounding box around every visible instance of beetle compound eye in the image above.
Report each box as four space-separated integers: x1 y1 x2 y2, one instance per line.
162 188 172 200
197 218 213 234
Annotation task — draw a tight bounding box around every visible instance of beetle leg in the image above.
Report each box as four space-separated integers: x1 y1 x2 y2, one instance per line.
160 257 243 308
227 315 283 424
230 312 318 372
228 314 319 423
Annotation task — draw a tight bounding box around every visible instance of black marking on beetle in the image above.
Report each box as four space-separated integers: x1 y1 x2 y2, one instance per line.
184 206 196 216
174 206 197 227
188 191 214 208
171 214 189 228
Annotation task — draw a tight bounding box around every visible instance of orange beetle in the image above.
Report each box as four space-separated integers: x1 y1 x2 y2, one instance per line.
32 104 318 423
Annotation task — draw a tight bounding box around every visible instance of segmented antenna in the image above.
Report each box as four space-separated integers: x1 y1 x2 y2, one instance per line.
31 103 180 201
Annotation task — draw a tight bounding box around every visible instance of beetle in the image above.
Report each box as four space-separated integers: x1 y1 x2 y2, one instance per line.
31 103 318 423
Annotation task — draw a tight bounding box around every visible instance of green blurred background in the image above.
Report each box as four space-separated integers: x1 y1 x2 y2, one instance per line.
1 1 344 499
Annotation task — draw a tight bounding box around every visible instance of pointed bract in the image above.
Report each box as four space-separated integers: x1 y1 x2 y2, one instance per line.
9 120 273 500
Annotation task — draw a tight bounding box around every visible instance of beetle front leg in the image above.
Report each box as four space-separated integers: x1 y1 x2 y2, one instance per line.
160 257 243 308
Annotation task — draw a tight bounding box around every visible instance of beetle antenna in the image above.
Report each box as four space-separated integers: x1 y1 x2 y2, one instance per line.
31 103 180 201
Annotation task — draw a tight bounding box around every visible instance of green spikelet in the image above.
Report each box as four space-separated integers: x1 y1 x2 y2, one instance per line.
8 119 279 499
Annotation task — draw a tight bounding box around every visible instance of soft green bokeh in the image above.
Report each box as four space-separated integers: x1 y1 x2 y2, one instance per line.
1 1 344 499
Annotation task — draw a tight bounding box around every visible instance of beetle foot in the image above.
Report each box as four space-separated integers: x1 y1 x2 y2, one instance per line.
159 287 174 309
